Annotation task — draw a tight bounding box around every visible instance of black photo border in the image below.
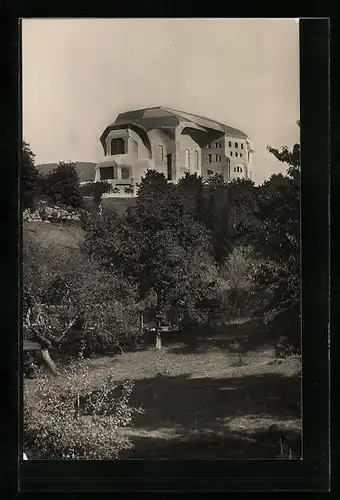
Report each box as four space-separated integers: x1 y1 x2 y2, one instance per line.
2 16 330 493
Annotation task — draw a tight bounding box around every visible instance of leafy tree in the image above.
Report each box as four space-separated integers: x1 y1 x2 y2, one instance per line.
82 170 225 349
21 140 41 211
41 161 83 208
177 173 234 264
203 175 233 264
226 179 259 246
81 181 112 208
251 136 300 352
177 172 206 221
23 230 141 358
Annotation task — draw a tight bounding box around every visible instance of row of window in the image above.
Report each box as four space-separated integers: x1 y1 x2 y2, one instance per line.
110 138 245 158
207 166 244 176
184 149 199 170
207 154 222 163
207 141 223 149
230 151 243 158
229 141 244 149
99 166 130 180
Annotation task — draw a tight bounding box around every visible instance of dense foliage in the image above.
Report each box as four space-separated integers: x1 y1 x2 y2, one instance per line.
23 231 141 356
23 133 300 352
41 161 83 208
21 140 41 211
24 360 143 459
251 142 300 352
81 181 113 207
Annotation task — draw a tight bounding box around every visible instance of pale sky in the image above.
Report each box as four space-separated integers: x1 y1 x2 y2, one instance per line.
22 18 300 185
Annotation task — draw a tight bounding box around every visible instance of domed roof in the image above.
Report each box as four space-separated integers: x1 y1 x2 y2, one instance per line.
100 106 248 148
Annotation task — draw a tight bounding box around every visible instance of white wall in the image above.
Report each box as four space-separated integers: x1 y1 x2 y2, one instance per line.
177 132 201 179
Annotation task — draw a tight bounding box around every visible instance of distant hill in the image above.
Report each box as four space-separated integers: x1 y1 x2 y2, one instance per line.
36 162 96 183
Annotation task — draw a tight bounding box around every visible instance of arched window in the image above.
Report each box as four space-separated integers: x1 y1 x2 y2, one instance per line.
240 167 243 173
111 138 125 155
158 145 164 162
195 150 199 170
185 149 190 169
234 167 237 172
237 166 239 172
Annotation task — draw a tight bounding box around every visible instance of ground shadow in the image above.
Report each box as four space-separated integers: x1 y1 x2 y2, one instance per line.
129 372 301 431
141 318 283 356
120 426 301 459
121 371 302 458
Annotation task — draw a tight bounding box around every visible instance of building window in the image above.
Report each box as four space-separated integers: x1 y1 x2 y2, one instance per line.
207 144 211 149
230 151 233 157
240 167 243 173
207 169 213 175
121 167 130 179
100 166 114 180
241 143 244 149
167 154 172 180
219 155 222 162
195 150 199 170
240 153 242 158
219 142 222 148
235 142 238 148
110 138 125 155
214 142 218 148
185 149 190 169
208 154 213 163
234 167 237 172
215 154 219 162
235 152 238 157
158 145 164 162
237 166 239 172
229 141 232 147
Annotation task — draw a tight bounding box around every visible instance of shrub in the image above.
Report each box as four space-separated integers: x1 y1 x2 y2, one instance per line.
24 360 143 459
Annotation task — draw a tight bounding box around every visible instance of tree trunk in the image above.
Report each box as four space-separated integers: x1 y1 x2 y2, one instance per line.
155 329 162 350
41 348 59 376
155 313 162 350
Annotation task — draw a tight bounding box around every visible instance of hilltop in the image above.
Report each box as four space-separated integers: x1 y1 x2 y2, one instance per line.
36 162 96 183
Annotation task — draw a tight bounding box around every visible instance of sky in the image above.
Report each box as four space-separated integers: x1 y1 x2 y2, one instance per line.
22 18 300 185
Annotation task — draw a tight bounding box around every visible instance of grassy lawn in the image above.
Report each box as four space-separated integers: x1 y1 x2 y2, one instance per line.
26 319 300 459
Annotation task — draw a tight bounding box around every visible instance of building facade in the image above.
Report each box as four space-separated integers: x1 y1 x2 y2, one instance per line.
94 107 254 198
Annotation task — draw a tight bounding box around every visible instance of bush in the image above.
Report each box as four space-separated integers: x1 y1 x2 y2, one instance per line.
24 360 143 459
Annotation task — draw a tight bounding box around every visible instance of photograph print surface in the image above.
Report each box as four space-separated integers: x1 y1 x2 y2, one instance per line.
22 18 301 460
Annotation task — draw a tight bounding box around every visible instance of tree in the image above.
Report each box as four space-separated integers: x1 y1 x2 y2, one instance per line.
177 173 234 264
251 135 300 352
42 162 83 208
21 140 41 211
203 175 233 264
81 181 112 208
82 170 224 349
226 179 259 246
23 230 141 358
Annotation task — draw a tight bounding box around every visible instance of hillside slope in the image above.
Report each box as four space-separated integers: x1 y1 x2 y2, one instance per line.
24 221 85 250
